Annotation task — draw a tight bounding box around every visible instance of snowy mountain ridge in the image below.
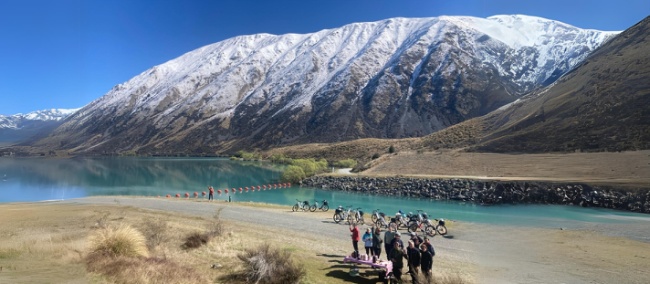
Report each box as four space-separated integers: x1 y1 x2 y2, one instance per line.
0 108 79 130
42 14 618 154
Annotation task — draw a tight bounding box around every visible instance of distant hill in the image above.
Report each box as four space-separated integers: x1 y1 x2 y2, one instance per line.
0 109 79 146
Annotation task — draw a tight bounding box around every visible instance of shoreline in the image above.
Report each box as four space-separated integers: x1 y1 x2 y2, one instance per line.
303 175 650 214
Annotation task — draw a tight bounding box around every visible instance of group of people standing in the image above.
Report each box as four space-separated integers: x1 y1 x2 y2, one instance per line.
350 223 435 283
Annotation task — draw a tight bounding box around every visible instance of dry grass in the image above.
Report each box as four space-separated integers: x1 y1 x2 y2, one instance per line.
233 243 306 284
87 224 149 258
3 202 434 284
362 149 650 187
85 254 208 284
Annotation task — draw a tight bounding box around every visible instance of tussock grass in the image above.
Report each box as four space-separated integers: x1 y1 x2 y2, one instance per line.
234 243 306 284
87 224 149 258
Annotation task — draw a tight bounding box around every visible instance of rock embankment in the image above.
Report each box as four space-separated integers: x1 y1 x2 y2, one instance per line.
303 176 650 213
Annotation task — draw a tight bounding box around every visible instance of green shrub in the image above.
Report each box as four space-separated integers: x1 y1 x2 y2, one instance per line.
281 165 306 183
270 153 293 164
388 145 395 153
371 153 380 159
290 159 318 176
233 150 261 161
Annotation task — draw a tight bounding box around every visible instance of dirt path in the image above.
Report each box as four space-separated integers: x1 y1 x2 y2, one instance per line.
61 196 650 284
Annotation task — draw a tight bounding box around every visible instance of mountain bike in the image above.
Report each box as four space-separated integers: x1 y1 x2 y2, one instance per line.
428 218 448 236
292 199 310 212
310 199 329 212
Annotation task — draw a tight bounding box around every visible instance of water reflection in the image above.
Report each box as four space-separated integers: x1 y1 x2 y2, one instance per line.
0 157 283 202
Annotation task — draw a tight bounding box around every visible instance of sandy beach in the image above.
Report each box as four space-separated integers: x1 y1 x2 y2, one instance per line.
1 196 649 283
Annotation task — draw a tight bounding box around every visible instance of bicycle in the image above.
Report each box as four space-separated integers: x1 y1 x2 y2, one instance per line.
292 199 310 212
429 218 448 236
370 209 387 223
310 199 329 212
349 207 365 225
333 205 353 223
374 212 391 229
388 210 410 230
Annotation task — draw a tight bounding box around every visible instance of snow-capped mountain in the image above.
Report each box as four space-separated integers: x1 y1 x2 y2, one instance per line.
0 108 79 145
37 15 618 155
0 108 80 130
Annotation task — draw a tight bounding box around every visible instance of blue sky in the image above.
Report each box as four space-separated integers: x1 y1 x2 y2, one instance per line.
0 0 648 115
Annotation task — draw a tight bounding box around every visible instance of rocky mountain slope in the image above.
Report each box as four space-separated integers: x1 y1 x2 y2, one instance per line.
0 109 79 145
472 16 650 152
33 15 617 155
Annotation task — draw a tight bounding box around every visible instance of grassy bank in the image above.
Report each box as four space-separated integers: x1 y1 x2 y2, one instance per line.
0 200 470 284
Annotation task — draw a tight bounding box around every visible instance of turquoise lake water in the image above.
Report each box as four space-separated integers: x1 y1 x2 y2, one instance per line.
1 157 649 228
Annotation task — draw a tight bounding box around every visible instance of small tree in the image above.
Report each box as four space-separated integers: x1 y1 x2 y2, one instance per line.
281 165 306 183
388 145 395 154
290 159 318 176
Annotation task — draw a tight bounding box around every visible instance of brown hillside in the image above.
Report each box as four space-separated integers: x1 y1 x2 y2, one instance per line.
474 16 650 153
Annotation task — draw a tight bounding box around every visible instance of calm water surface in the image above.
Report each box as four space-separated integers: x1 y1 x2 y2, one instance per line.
1 157 649 228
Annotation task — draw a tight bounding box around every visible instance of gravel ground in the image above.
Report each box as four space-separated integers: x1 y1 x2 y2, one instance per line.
62 196 650 284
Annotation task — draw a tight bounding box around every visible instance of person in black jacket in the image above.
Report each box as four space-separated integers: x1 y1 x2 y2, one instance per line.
389 241 406 282
420 243 433 282
406 240 421 283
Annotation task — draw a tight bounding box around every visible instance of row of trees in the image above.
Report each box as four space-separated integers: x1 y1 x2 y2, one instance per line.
233 146 395 183
233 151 357 183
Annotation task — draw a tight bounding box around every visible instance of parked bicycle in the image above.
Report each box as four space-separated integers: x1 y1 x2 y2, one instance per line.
375 212 391 229
333 205 353 224
310 199 329 212
388 210 410 230
371 209 387 223
292 199 310 212
349 207 365 225
429 218 448 236
407 210 431 235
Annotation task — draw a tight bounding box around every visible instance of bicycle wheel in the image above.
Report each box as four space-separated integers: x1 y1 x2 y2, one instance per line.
408 223 418 233
321 204 329 212
388 222 398 231
371 214 378 223
358 215 365 225
347 214 356 224
333 213 342 223
436 225 448 235
309 204 317 212
292 204 298 212
425 225 436 237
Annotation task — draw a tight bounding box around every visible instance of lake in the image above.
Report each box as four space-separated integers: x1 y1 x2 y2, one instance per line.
1 157 649 230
